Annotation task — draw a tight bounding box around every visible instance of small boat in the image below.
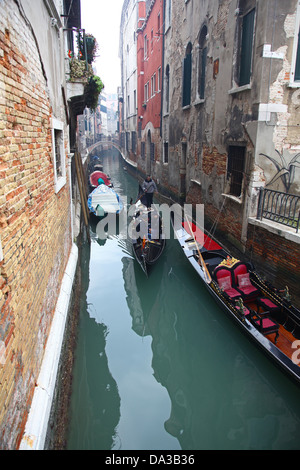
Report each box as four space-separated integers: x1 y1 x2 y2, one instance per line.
87 156 103 174
87 184 123 217
130 195 166 276
172 216 300 385
89 170 112 189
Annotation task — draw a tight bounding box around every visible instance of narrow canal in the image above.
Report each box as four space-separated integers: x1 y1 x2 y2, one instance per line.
66 151 300 450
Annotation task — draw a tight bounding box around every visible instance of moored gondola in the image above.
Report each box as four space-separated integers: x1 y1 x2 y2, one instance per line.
172 216 300 385
87 183 123 217
130 194 166 276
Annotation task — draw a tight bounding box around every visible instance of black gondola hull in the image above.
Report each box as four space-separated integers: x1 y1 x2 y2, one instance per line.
172 219 300 385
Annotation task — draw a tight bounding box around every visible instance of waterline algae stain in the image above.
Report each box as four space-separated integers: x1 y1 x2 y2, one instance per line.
66 153 300 450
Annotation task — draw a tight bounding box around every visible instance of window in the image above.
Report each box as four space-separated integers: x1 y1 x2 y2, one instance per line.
151 29 154 52
163 142 169 164
144 82 149 102
151 74 156 96
165 0 171 31
227 146 245 197
150 143 155 161
295 28 300 81
144 34 148 59
141 141 145 159
51 119 66 193
165 64 170 113
126 132 130 152
131 131 136 153
182 43 192 107
157 13 161 36
239 8 255 86
291 2 300 85
198 25 208 100
157 67 161 91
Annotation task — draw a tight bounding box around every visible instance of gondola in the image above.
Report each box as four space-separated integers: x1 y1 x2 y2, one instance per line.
130 195 166 276
172 216 300 385
89 170 112 189
87 183 123 217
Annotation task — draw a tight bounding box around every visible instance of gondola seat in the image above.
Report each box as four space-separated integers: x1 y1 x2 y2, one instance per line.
233 263 259 301
215 267 241 300
256 297 281 315
251 314 280 343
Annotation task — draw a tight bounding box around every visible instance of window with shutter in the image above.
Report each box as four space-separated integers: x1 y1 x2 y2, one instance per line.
239 9 255 86
295 27 300 81
182 44 192 107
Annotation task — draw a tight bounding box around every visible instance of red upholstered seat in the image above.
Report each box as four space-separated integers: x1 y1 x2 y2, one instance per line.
251 315 279 343
257 297 280 315
215 268 241 299
233 263 259 301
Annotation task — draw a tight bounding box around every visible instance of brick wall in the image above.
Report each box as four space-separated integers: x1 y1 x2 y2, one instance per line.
0 2 72 448
246 223 300 306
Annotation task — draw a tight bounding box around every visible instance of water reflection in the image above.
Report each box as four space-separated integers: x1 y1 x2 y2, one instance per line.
67 154 300 450
67 231 121 450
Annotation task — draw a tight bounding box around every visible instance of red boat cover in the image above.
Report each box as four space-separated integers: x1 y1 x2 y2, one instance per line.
89 171 111 187
182 221 222 250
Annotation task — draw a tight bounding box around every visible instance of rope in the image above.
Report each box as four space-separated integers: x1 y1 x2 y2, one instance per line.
206 197 226 250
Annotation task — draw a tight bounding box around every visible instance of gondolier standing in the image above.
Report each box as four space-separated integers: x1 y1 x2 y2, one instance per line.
142 175 157 209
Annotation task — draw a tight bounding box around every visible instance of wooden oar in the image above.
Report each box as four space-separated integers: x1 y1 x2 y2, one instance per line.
132 191 146 205
185 216 212 284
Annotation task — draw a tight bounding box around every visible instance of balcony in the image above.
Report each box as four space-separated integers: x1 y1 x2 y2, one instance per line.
257 187 300 233
65 28 96 117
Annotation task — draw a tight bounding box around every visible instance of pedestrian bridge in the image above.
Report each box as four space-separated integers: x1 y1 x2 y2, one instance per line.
86 139 137 168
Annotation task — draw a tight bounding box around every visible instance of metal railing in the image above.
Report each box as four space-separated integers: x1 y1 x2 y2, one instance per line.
257 187 300 233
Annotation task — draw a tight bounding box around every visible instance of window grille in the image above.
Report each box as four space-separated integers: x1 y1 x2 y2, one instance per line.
227 146 245 197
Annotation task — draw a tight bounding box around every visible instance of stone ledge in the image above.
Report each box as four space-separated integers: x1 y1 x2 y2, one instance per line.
248 217 300 245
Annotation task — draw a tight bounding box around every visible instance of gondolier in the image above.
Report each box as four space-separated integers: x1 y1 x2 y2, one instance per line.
142 175 157 209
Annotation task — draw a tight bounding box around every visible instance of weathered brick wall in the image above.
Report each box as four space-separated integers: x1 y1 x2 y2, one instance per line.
0 2 72 448
246 223 300 306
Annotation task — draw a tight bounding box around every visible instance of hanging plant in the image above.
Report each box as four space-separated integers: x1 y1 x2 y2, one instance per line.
77 32 99 64
69 58 93 81
84 75 104 110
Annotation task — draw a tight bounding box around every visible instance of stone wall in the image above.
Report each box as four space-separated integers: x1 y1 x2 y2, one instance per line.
0 1 72 448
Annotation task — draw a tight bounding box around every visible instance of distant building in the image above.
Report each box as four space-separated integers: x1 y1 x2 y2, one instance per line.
119 0 139 162
136 0 164 177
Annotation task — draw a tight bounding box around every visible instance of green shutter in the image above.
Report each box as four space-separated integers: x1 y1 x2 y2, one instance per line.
239 9 255 86
295 28 300 81
200 47 207 99
182 54 192 107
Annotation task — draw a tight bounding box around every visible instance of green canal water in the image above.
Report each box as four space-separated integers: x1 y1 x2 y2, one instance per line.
66 153 300 450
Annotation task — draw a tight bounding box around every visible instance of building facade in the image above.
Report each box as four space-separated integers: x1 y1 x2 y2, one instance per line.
120 0 139 162
136 0 164 177
119 0 300 302
0 0 88 449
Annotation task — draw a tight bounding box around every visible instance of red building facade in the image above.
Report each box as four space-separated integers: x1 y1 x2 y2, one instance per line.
137 0 163 176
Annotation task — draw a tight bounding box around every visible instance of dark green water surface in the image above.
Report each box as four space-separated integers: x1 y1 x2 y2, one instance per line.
67 153 300 450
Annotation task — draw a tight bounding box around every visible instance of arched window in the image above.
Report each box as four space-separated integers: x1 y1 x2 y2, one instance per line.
182 43 192 107
198 25 207 100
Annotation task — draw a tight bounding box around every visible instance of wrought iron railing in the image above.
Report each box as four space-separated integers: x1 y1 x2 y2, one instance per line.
257 187 300 233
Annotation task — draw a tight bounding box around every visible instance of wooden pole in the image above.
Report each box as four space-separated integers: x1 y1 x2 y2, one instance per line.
185 216 211 284
74 150 90 243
